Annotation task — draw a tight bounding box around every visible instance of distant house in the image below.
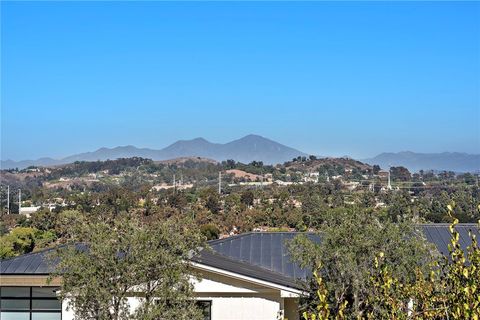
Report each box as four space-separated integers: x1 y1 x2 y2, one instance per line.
1 225 478 320
377 170 389 178
19 206 41 217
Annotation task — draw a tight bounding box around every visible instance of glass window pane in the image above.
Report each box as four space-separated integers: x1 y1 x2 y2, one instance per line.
32 287 59 298
32 287 60 298
0 312 30 320
32 300 62 310
196 301 212 320
1 287 30 298
32 312 62 320
0 299 30 310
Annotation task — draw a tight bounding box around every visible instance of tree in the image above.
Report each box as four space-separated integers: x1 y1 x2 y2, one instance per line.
49 214 205 320
30 208 57 231
240 190 255 207
287 207 433 318
0 227 56 258
205 194 221 214
167 191 188 211
390 166 411 182
200 223 220 240
366 211 480 319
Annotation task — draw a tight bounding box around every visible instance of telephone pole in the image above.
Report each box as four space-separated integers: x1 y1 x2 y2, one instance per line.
18 189 21 214
7 185 10 215
387 169 392 190
218 171 222 194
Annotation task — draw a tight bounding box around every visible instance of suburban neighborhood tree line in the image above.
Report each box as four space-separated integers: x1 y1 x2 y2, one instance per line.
0 157 479 319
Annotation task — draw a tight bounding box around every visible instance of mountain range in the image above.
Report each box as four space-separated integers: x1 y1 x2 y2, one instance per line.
1 135 307 169
362 151 480 173
2 135 479 173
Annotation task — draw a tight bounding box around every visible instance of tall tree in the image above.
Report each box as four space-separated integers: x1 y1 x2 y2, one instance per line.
49 214 205 320
287 207 434 318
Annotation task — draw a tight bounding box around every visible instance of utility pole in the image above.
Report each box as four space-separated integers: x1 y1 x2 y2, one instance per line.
387 169 392 190
218 171 222 194
173 174 176 193
372 177 375 192
18 189 21 214
7 185 10 215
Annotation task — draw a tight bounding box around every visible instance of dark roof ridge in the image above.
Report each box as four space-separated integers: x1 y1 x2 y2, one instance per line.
208 224 479 245
207 231 316 245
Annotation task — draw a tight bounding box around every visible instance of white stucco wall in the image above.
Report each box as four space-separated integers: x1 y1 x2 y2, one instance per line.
61 297 143 320
193 268 293 320
201 296 282 320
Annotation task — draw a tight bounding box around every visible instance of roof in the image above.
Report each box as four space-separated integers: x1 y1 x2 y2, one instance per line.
208 232 320 280
191 249 303 289
0 243 303 290
0 244 86 275
1 246 58 275
1 224 479 289
207 224 479 281
420 224 479 257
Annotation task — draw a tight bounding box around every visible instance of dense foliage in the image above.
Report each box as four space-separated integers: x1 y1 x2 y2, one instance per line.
288 207 435 317
48 214 205 320
1 157 479 258
299 207 480 319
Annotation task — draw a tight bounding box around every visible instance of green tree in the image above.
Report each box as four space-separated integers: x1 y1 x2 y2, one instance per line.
49 214 205 320
0 227 56 258
390 166 411 182
205 194 221 214
240 190 255 207
200 223 220 240
288 207 433 318
30 208 57 231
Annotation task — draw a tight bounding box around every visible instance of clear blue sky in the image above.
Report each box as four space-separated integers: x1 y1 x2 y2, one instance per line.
1 1 479 160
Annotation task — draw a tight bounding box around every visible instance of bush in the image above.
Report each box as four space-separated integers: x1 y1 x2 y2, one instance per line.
200 224 220 240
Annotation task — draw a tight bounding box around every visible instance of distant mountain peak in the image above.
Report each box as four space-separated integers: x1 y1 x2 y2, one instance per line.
191 137 209 142
242 133 265 139
235 134 270 141
0 135 309 169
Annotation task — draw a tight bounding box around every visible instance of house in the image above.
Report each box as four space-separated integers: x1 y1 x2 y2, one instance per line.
19 206 41 217
1 225 479 320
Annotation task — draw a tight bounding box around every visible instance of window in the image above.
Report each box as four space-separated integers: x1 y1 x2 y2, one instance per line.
195 300 211 320
0 287 62 320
